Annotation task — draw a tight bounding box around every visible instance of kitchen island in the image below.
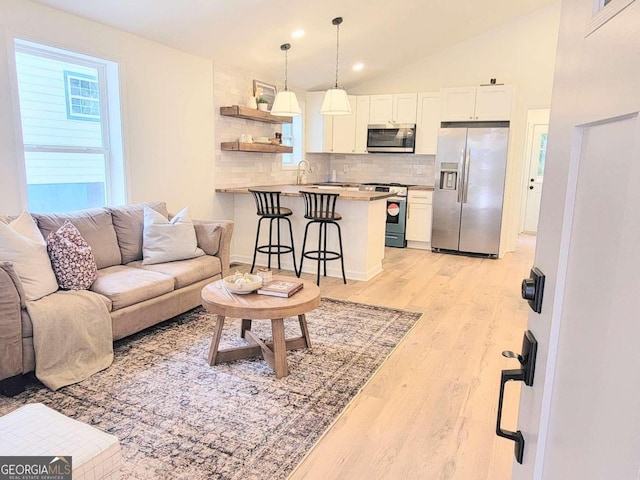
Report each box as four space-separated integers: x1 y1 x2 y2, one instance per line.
216 184 394 281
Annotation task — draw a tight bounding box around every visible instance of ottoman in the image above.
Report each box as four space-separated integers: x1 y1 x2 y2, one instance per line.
0 403 121 479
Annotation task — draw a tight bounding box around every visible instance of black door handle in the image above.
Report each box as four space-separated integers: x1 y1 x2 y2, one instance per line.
496 368 525 464
529 186 534 190
495 330 538 465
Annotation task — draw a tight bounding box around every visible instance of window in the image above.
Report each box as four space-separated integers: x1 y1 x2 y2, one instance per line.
587 0 636 35
282 102 304 169
64 71 101 121
13 39 125 213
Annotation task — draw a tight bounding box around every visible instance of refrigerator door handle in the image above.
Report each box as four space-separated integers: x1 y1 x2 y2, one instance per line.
463 149 471 203
457 150 466 203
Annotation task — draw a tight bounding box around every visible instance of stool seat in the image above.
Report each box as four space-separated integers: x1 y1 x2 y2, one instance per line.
249 189 297 274
0 403 121 479
262 206 293 217
307 211 342 221
298 191 347 285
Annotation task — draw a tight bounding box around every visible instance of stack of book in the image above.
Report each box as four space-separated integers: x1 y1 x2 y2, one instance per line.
257 279 304 297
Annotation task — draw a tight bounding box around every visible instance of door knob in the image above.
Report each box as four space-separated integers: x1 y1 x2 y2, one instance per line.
496 330 538 464
522 266 545 313
529 186 534 190
530 178 535 182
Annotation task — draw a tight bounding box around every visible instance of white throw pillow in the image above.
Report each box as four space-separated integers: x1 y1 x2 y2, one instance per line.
142 206 204 265
0 212 59 300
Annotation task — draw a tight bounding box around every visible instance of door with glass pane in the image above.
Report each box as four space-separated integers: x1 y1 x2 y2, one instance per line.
523 109 549 233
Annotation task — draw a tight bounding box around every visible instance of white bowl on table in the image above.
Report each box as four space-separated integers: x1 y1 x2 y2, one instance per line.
222 274 263 294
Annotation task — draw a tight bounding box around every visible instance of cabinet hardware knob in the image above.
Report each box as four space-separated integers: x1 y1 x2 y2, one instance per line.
529 186 534 190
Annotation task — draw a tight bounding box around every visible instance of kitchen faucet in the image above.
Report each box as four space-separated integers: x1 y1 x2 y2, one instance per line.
296 159 311 185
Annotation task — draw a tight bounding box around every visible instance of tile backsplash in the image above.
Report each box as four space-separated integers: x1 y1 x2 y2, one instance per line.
327 154 435 186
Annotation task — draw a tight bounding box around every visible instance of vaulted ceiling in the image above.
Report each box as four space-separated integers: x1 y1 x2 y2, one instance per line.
32 0 554 90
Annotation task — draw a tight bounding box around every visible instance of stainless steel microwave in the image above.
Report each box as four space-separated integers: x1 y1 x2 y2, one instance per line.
366 124 416 153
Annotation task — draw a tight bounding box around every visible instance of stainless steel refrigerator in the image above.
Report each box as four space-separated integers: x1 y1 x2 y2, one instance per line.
431 121 509 257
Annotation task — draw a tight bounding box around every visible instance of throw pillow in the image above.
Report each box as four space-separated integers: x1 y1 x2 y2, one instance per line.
46 220 98 290
0 212 58 301
142 206 204 265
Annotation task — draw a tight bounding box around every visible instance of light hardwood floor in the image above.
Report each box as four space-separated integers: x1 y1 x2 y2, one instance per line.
241 235 535 479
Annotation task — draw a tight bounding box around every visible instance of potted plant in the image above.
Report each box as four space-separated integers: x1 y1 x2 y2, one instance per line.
256 97 269 112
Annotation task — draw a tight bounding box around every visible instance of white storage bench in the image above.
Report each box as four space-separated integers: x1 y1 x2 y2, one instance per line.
0 403 121 479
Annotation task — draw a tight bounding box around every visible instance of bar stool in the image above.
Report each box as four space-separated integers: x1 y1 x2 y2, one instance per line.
298 191 347 285
249 189 297 274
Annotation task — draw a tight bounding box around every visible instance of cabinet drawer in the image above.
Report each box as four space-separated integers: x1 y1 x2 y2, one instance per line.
408 190 433 204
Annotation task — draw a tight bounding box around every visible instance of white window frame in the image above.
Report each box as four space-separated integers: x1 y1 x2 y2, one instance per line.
12 38 126 210
587 0 636 36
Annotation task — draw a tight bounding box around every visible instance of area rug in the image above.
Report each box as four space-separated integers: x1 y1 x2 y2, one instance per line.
0 298 422 479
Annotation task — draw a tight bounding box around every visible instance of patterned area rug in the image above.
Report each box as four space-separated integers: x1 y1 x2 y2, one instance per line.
0 298 421 479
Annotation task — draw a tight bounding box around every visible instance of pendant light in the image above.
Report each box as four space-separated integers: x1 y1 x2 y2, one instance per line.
320 17 352 116
270 43 301 116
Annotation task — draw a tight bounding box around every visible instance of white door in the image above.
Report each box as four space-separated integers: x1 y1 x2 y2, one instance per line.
522 109 550 233
509 1 640 479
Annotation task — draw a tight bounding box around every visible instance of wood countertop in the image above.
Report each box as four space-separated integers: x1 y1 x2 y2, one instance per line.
408 185 435 191
215 184 396 201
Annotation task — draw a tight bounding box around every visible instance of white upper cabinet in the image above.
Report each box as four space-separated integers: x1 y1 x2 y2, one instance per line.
354 96 370 154
415 92 441 155
305 93 367 154
474 86 513 121
441 85 513 122
369 93 417 125
332 95 357 153
393 93 419 124
305 91 333 153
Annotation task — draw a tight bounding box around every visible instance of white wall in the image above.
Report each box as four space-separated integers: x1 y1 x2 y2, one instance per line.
351 1 561 252
0 0 216 219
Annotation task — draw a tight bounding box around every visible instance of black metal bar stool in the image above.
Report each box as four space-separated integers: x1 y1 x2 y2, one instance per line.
249 189 297 274
297 190 347 285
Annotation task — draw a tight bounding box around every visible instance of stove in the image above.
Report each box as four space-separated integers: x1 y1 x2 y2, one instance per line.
358 182 409 197
359 183 409 247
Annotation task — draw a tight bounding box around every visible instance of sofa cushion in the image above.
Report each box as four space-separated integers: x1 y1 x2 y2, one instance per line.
34 209 121 270
128 255 222 290
142 207 204 265
90 265 174 311
0 212 59 301
46 220 98 290
109 202 168 265
193 221 222 256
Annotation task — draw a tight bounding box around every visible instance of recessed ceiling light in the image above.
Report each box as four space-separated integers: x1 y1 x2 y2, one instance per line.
292 29 305 38
353 63 364 71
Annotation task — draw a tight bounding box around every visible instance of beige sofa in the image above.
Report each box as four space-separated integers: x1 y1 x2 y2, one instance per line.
0 202 233 396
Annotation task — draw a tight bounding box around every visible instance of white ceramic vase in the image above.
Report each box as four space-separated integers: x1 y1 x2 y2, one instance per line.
257 103 268 112
246 96 257 109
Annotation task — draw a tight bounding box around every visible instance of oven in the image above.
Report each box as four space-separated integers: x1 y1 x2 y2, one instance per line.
359 183 409 248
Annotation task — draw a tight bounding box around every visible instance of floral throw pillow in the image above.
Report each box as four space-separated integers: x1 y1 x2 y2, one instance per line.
46 220 98 290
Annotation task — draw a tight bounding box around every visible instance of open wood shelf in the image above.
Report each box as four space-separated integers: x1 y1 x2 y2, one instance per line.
220 105 292 124
221 142 293 153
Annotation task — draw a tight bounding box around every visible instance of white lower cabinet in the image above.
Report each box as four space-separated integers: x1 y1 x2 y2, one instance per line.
406 190 433 249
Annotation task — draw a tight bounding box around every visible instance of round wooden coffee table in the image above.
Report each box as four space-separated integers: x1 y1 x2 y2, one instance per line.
201 276 321 378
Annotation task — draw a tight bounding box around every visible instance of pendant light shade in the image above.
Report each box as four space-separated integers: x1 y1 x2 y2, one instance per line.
271 43 301 116
320 88 351 115
321 17 352 116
